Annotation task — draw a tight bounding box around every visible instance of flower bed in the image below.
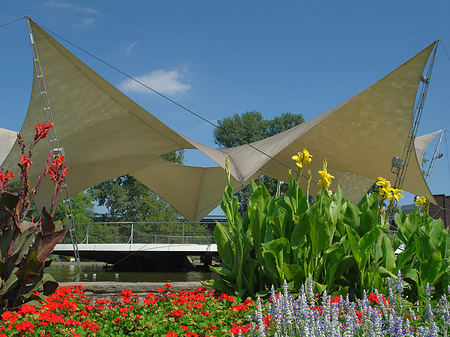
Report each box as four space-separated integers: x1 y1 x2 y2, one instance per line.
0 284 254 336
2 276 450 336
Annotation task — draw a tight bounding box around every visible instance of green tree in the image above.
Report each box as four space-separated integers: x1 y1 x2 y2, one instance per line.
87 151 194 243
88 174 181 222
53 191 95 224
213 111 305 213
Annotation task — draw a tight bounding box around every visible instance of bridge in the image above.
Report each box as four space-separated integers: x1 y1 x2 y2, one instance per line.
54 221 223 271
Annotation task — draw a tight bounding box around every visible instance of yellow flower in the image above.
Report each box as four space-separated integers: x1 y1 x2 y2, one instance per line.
292 149 313 169
376 177 391 189
379 186 391 202
392 188 404 202
318 160 334 189
415 196 428 208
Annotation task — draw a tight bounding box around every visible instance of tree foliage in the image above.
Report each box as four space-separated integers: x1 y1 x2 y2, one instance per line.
88 151 184 222
213 111 305 213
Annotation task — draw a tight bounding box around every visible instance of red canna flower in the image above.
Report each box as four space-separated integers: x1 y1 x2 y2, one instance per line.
34 121 53 140
0 171 15 189
48 155 68 183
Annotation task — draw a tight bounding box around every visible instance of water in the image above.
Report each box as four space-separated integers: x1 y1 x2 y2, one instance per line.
47 263 218 283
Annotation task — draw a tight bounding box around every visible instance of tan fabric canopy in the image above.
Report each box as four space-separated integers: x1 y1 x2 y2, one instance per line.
0 128 17 165
414 130 442 167
0 19 437 221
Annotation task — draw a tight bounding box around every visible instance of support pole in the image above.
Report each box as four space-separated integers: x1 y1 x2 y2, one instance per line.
26 17 81 269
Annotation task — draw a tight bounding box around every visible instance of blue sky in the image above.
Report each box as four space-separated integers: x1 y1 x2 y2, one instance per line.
0 1 449 210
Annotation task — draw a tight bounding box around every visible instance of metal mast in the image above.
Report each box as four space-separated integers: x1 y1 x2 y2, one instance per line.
26 17 81 268
392 42 439 189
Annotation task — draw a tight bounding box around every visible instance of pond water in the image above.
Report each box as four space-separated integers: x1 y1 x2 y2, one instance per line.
47 263 218 283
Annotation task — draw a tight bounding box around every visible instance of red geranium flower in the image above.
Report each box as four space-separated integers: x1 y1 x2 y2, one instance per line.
368 292 379 305
15 321 34 333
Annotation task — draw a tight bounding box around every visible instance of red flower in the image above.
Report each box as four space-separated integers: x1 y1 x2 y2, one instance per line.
171 309 185 317
15 320 35 333
182 325 189 331
166 332 177 337
18 304 37 316
65 319 81 327
330 296 340 305
82 320 99 332
34 122 53 140
0 171 15 189
19 155 32 170
48 155 68 183
368 292 379 305
164 283 172 288
229 323 251 334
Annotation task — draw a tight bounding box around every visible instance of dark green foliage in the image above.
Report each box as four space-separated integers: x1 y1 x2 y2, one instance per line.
205 172 450 302
88 175 181 223
213 111 305 212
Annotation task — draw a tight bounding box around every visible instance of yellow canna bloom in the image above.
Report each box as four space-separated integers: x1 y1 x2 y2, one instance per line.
318 160 334 189
415 196 428 208
292 148 313 169
392 188 404 202
379 186 391 202
376 177 391 189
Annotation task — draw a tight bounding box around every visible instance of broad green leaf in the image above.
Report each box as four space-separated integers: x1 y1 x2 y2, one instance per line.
343 202 361 231
419 251 443 286
396 244 416 269
429 219 444 248
0 267 18 296
440 231 450 259
380 234 396 271
414 228 436 262
210 266 234 282
398 208 421 244
214 224 233 266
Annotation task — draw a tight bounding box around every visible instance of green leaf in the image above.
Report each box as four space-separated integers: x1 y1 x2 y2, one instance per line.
414 228 436 262
440 230 450 259
398 208 421 244
214 223 233 266
430 219 444 248
209 266 234 282
343 201 361 232
0 267 18 296
380 234 396 271
419 251 443 286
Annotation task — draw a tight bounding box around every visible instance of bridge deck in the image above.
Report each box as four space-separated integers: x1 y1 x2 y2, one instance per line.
54 243 218 253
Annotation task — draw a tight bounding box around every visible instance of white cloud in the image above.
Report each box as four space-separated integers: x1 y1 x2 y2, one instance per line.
44 1 99 15
125 42 138 55
118 70 191 95
74 17 95 28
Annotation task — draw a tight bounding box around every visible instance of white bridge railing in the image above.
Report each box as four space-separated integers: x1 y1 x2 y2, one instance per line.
60 221 223 246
